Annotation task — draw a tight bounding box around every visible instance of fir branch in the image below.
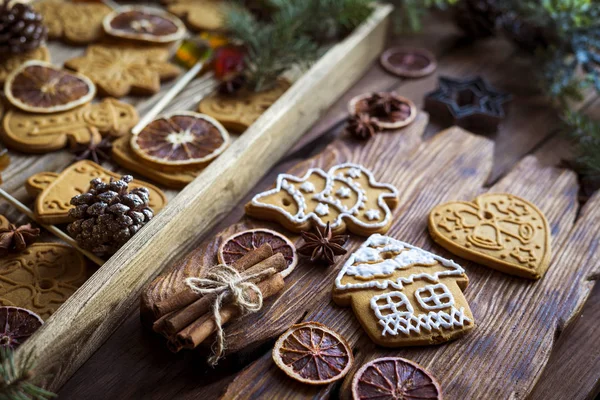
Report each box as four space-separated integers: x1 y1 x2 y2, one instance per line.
0 348 55 400
563 111 600 177
387 0 459 32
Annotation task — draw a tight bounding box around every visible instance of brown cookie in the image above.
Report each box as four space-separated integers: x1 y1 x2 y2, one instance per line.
0 46 50 85
246 163 399 236
1 98 138 153
428 193 551 279
65 45 181 98
198 79 290 132
333 234 474 347
0 242 87 320
34 0 111 44
112 135 203 189
27 160 168 224
162 0 224 32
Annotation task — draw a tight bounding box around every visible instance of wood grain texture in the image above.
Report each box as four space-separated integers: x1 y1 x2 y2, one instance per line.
8 5 393 392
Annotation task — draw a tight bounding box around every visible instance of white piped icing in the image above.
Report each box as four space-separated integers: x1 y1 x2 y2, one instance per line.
365 209 381 221
336 187 351 198
300 181 315 193
315 203 329 216
249 163 399 231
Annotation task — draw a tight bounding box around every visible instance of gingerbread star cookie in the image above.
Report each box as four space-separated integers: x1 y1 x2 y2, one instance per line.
0 46 50 85
162 0 225 32
1 99 138 153
34 0 111 44
333 234 474 347
428 193 551 279
0 243 87 320
246 163 399 236
65 45 181 98
198 80 290 132
112 135 203 189
26 160 168 224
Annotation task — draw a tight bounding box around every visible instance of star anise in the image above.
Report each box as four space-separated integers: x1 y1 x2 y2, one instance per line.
346 113 380 140
298 222 348 266
72 137 113 164
0 223 40 255
366 92 412 121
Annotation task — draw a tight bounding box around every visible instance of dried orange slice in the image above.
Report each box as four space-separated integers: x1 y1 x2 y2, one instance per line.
4 61 96 114
272 321 353 385
218 228 298 278
131 111 230 169
352 357 443 400
348 92 416 130
0 306 43 349
103 6 186 44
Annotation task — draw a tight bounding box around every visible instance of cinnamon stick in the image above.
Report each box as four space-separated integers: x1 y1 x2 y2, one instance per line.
152 243 273 319
159 253 287 336
177 273 285 350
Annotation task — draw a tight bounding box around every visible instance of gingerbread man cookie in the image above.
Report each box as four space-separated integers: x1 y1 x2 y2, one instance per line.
1 99 138 153
112 135 203 189
26 160 168 224
34 0 111 44
245 163 399 236
0 243 87 320
333 234 474 347
428 193 551 279
198 80 290 132
162 0 225 32
65 45 181 98
0 46 50 85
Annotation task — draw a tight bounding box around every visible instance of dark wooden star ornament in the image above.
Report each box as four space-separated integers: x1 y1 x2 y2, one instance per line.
425 76 511 132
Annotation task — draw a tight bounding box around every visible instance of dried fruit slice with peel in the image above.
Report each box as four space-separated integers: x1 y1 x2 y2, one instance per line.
0 306 43 350
352 357 443 400
272 321 353 385
131 111 230 169
4 61 96 114
218 228 298 278
348 92 416 130
103 6 186 44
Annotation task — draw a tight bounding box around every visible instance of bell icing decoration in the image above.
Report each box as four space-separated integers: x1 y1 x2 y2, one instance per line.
333 234 475 346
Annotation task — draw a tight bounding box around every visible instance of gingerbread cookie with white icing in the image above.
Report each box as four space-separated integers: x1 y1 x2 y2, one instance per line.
245 163 399 236
333 234 475 347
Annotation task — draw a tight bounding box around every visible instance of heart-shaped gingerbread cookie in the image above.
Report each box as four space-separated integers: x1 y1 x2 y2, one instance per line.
428 193 551 279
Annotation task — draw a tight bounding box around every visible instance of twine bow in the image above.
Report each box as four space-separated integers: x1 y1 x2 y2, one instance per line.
185 264 274 366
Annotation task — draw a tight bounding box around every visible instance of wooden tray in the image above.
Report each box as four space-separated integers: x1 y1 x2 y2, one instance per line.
143 111 599 399
1 4 393 391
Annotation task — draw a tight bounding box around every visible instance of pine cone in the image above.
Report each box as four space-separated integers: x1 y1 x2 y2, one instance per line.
500 13 553 52
67 176 154 257
453 0 500 39
0 1 47 55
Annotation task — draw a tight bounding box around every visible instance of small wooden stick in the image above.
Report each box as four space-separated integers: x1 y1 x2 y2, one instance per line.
0 188 104 266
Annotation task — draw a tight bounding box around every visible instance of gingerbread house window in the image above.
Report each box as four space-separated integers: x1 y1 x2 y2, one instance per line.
415 283 454 311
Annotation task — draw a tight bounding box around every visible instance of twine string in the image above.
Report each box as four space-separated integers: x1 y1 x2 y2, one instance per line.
185 264 273 366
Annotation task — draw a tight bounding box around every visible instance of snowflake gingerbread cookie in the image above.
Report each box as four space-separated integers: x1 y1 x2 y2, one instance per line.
333 234 475 347
245 163 399 236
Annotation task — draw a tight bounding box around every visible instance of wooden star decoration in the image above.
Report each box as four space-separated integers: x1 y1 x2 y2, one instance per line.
424 76 511 132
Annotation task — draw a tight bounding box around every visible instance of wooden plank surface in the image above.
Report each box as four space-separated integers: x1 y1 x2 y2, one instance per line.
55 12 600 400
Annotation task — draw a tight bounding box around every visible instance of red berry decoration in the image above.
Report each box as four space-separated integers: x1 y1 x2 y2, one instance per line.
213 46 245 80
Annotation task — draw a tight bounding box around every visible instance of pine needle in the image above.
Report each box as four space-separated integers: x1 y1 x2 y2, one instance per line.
0 348 56 400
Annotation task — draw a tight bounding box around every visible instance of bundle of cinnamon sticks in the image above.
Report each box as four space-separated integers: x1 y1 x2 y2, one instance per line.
152 243 286 353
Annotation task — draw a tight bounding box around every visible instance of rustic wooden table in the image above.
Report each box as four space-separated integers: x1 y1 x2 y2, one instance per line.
43 13 599 400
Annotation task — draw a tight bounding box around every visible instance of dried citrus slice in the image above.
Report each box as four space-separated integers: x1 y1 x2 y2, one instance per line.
0 306 43 349
272 321 353 385
131 111 230 169
103 6 186 44
348 92 416 130
4 61 96 114
218 228 298 278
352 357 443 400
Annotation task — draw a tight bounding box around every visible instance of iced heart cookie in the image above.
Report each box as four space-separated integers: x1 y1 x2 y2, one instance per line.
162 0 225 32
198 80 290 132
0 243 86 320
245 163 399 236
333 234 474 347
65 45 181 98
1 98 138 153
26 160 168 224
112 135 203 189
0 46 50 85
428 193 551 279
34 0 111 44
